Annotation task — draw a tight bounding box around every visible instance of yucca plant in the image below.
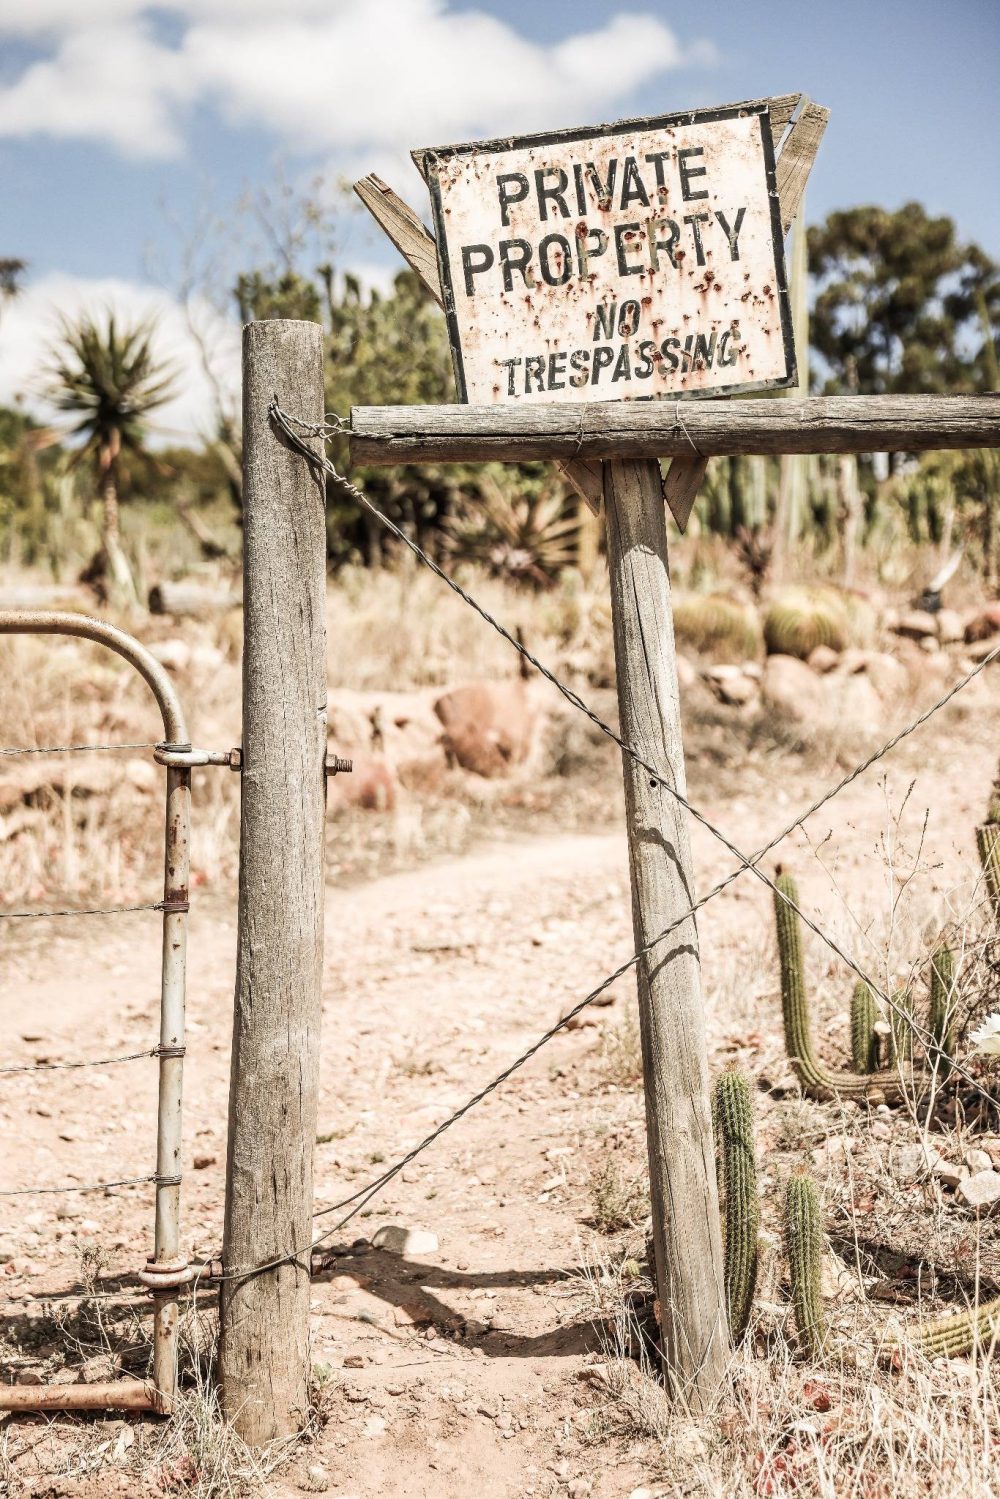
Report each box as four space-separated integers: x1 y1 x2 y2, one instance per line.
47 311 175 604
444 468 580 587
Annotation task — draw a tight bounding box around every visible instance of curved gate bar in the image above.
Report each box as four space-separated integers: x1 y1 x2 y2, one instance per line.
0 611 191 1415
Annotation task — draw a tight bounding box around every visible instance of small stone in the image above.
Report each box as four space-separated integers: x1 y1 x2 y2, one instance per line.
936 609 964 644
342 1353 366 1368
385 1382 406 1396
16 1369 43 1386
958 1170 1000 1212
393 1302 432 1326
871 1121 892 1141
496 1411 514 1431
965 1148 994 1174
893 1143 942 1183
300 1464 330 1493
363 1414 387 1438
567 1482 592 1499
372 1224 438 1256
932 1159 967 1189
80 1353 119 1383
807 644 840 674
193 1154 216 1170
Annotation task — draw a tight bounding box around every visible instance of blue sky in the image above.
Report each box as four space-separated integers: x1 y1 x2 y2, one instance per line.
1 0 997 437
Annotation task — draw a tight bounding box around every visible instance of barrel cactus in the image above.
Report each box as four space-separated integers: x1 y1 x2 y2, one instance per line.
672 593 762 663
784 1170 826 1357
850 981 879 1073
763 586 874 660
713 1068 759 1343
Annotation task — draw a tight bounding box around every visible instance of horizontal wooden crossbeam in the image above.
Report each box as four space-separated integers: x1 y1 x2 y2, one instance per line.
349 395 1000 466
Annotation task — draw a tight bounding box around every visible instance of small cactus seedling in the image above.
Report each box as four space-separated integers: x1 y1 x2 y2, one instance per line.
713 1068 759 1343
784 1170 826 1357
850 981 879 1073
929 945 956 1080
773 872 907 1102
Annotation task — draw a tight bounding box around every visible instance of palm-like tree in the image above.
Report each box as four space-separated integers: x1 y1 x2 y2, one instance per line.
48 312 175 604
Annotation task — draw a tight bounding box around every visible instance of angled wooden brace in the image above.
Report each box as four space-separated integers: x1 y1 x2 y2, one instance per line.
353 175 604 515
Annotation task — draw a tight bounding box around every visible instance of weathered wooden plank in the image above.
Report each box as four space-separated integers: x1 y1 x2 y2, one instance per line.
350 395 1000 465
220 320 328 1445
775 101 830 234
352 174 603 514
662 456 709 532
604 456 728 1405
353 175 444 304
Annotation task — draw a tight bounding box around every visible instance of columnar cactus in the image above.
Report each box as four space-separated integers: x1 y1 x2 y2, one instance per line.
978 773 1000 917
784 1170 826 1357
850 981 879 1073
929 945 956 1080
894 1296 1000 1360
713 1068 759 1343
889 988 915 1065
773 872 906 1102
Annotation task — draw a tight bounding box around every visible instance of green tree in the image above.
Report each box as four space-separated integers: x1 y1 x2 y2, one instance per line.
47 313 176 603
809 203 1000 395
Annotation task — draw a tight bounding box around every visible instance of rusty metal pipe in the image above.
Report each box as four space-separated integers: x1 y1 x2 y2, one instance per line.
0 611 191 1416
0 1380 165 1413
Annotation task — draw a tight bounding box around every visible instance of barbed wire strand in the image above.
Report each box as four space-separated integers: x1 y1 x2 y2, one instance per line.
0 901 162 921
0 742 158 758
0 1174 155 1198
0 1047 159 1076
271 401 1000 1072
197 405 1000 1287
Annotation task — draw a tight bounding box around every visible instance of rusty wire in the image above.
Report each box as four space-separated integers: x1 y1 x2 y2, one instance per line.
0 1047 160 1075
189 402 1000 1289
0 1174 156 1197
0 900 164 921
0 741 158 757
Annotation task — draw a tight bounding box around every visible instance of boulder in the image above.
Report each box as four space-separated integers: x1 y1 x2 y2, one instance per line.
433 680 537 778
761 654 827 724
936 608 964 644
327 688 446 789
965 604 1000 643
326 756 397 813
807 644 840 674
372 1224 439 1255
892 609 938 642
957 1170 1000 1212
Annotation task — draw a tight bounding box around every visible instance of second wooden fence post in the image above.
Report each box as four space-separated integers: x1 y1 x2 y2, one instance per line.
220 318 328 1443
604 456 728 1410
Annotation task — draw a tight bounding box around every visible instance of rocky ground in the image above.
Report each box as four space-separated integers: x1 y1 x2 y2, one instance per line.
1 640 999 1495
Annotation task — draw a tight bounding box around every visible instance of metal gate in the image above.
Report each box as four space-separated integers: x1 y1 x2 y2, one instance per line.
0 610 225 1415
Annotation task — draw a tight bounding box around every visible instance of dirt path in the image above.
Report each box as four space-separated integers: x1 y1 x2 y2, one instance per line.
0 706 996 1496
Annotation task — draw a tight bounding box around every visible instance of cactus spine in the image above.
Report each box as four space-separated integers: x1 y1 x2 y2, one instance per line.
784 1171 826 1357
773 872 907 1102
894 1296 1000 1360
713 1069 759 1343
889 987 915 1065
929 946 956 1080
850 981 879 1073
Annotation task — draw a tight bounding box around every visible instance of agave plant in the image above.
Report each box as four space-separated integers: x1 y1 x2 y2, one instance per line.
47 311 175 604
444 467 580 586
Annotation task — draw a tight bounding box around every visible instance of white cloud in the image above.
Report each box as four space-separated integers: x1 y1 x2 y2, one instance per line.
0 275 240 444
0 22 193 158
0 2 716 163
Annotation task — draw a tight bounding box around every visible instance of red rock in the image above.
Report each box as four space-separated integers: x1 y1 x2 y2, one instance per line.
965 604 1000 643
433 680 537 778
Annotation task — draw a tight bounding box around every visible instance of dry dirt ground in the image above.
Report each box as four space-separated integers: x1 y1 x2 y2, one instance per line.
0 675 998 1497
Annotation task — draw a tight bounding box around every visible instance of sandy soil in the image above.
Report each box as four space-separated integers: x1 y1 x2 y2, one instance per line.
0 678 997 1497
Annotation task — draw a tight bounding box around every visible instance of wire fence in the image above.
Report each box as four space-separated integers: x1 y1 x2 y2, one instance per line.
4 420 1000 1304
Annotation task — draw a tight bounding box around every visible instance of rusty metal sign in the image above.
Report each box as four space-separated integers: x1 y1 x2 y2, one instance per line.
422 101 795 406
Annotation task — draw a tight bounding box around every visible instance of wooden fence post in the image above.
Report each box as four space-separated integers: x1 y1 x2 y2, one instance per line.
220 319 328 1443
604 456 728 1410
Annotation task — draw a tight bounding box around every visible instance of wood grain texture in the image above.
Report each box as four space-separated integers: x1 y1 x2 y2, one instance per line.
662 456 709 532
220 320 328 1445
353 175 444 305
350 394 1000 464
604 457 728 1407
351 175 601 512
775 102 830 234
